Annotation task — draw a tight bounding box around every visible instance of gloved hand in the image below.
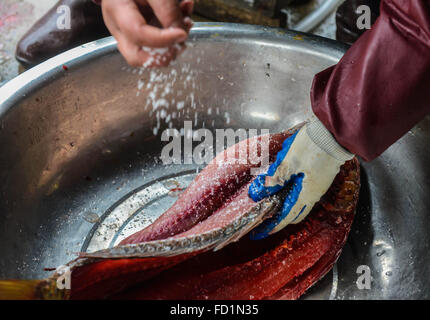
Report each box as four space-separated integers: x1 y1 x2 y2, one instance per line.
249 117 354 240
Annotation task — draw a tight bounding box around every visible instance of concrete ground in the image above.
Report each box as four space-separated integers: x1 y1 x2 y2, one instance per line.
0 0 56 86
0 0 337 86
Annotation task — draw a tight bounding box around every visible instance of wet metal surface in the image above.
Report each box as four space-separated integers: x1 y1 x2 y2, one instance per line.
0 23 429 299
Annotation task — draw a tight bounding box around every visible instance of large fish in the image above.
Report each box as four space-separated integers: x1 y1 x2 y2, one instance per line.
0 124 360 300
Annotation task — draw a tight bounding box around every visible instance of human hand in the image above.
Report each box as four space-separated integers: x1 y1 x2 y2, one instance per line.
101 0 194 67
249 118 354 240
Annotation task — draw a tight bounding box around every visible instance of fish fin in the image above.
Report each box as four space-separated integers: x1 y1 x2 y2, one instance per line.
0 280 68 300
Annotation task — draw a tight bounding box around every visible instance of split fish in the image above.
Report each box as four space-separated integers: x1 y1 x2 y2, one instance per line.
0 124 360 300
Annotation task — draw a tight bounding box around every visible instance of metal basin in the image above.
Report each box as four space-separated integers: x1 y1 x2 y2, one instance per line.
0 23 429 299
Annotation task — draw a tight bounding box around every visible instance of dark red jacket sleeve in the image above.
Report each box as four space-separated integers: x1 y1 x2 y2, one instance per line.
311 0 430 161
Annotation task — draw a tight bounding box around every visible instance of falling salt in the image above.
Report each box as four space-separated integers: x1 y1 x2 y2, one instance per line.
377 250 386 257
177 101 185 110
130 44 221 137
225 112 231 124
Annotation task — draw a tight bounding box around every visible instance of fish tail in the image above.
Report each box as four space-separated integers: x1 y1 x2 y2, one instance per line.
0 279 68 300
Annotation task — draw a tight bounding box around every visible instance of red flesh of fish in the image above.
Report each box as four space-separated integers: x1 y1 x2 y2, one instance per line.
69 128 360 300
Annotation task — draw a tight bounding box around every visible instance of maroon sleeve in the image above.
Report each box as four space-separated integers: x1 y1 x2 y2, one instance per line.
311 0 430 161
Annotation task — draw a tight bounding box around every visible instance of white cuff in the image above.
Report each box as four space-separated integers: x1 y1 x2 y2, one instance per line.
306 117 354 162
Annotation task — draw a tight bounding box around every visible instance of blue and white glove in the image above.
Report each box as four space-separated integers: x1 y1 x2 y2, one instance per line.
249 117 354 240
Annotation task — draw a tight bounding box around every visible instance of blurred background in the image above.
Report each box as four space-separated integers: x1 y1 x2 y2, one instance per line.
0 0 339 86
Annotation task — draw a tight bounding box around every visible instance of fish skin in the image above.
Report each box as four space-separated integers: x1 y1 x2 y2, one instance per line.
67 159 360 300
1 125 358 300
111 159 360 300
76 129 300 259
68 193 282 299
119 129 298 245
78 192 282 259
60 129 299 299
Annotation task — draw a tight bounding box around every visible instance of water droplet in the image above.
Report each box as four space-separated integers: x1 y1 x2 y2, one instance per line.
377 250 386 257
83 212 100 224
